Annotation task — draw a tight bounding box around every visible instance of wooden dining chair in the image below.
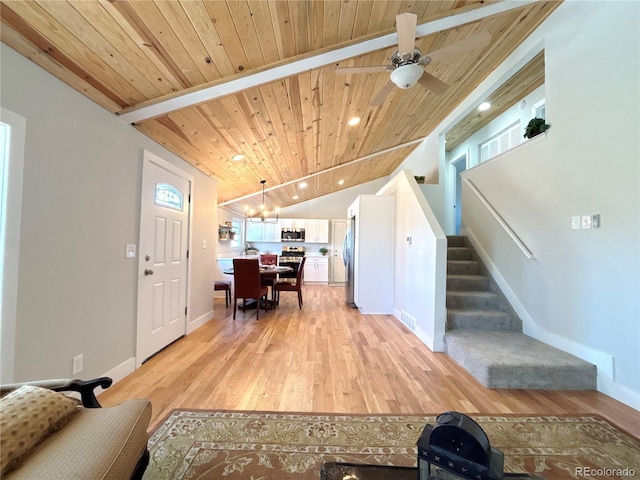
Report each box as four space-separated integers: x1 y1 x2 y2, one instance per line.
214 280 231 308
232 259 269 320
273 257 306 309
259 254 278 300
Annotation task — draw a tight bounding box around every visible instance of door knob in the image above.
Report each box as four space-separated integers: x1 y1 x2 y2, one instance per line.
144 269 154 276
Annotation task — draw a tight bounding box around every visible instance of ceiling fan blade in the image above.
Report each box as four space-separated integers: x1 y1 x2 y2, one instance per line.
422 31 491 64
335 65 391 74
396 13 417 55
418 72 450 95
370 80 396 107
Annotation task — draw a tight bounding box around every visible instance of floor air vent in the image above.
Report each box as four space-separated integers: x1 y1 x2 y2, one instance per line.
400 311 417 332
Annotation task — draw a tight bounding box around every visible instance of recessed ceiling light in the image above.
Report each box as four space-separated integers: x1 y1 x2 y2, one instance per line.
348 117 361 126
478 102 491 111
231 154 244 161
299 182 307 189
338 179 344 185
292 195 299 200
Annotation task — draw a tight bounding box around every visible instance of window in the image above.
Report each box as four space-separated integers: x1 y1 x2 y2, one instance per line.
479 122 521 162
230 219 242 248
155 182 183 211
532 99 546 119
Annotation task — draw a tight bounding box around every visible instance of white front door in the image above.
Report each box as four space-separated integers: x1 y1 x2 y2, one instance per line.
331 220 347 283
137 151 191 365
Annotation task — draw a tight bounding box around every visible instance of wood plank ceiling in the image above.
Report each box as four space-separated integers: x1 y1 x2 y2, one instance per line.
1 1 560 213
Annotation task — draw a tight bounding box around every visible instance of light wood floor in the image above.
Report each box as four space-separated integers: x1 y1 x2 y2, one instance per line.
99 285 639 436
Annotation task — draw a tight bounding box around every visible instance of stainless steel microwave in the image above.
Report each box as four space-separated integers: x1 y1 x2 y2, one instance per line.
281 229 305 242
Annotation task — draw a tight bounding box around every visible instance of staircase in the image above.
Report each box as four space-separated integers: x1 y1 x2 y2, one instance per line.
444 235 596 390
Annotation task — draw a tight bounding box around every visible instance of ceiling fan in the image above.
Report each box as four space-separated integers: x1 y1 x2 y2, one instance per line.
336 13 491 106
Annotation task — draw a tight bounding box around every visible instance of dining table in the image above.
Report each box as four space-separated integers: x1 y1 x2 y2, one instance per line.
223 264 293 310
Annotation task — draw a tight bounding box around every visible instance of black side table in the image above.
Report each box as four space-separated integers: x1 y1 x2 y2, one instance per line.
320 462 546 480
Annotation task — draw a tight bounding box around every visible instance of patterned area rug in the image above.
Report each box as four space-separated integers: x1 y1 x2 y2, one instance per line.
142 410 640 480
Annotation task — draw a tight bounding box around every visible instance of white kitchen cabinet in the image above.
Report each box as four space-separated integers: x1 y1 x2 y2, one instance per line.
246 221 264 242
304 219 329 243
263 221 280 242
304 256 329 283
281 218 305 230
246 220 281 242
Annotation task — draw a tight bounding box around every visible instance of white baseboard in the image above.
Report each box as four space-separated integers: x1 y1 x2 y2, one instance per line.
188 309 213 334
97 357 136 396
598 375 640 411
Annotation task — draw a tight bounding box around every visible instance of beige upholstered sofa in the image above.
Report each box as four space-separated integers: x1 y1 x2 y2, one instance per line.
0 377 151 480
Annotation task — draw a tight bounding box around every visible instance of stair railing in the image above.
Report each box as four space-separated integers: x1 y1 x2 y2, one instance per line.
463 178 535 260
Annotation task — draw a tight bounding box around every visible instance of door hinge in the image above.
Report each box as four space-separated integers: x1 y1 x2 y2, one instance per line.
186 250 189 259
185 307 188 316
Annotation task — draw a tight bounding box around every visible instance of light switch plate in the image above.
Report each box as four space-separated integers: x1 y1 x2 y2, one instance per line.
571 216 581 230
581 215 592 229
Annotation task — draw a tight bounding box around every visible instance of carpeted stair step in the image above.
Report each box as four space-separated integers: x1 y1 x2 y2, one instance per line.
447 274 490 291
444 330 597 390
447 309 519 332
447 247 472 260
446 291 504 310
447 235 467 247
447 260 479 275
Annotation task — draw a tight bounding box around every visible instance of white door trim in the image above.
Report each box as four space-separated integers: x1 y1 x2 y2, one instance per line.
136 149 194 367
0 109 26 383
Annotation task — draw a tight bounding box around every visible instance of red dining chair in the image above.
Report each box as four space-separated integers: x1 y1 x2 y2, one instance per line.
214 280 231 308
260 254 278 300
273 257 306 309
233 258 269 320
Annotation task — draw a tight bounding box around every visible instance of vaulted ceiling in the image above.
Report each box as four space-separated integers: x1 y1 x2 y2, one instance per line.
1 0 560 212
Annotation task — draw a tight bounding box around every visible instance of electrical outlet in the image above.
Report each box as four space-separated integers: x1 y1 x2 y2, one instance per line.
125 244 136 258
72 354 83 375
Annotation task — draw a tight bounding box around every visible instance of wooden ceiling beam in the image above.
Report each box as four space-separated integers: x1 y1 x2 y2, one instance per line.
117 0 537 124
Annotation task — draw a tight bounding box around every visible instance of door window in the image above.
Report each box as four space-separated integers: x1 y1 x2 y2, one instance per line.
155 183 183 211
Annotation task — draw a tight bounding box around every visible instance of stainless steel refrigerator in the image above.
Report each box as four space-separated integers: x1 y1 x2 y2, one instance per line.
343 216 356 307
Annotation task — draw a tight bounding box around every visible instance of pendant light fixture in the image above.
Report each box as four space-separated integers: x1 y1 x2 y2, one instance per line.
244 180 279 224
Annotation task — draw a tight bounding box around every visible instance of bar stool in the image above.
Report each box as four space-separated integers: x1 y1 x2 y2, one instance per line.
214 280 232 308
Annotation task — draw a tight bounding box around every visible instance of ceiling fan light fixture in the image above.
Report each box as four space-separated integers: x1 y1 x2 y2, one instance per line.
390 63 424 89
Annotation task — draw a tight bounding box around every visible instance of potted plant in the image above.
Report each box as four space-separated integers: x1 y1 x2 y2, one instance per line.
524 117 550 139
319 247 328 256
414 175 426 184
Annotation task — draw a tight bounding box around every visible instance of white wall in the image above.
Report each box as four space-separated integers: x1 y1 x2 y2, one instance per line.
378 171 447 351
277 178 389 220
1 43 218 382
396 1 639 408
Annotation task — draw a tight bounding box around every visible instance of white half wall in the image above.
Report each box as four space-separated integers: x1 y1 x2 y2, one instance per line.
379 171 447 351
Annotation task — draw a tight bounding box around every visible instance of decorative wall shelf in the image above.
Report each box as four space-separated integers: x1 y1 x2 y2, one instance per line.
218 223 236 241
